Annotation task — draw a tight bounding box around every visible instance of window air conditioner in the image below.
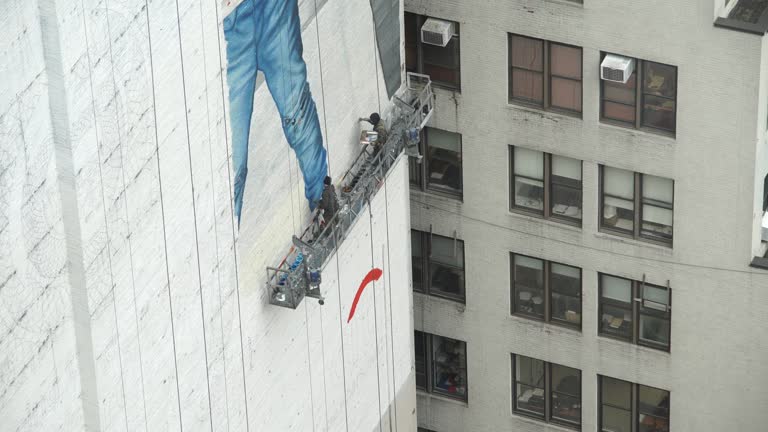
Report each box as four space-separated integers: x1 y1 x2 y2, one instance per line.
600 54 635 84
421 18 454 47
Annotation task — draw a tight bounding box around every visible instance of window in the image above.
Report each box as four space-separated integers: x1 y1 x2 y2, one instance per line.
601 52 677 134
410 128 463 199
418 429 437 432
405 13 461 90
512 354 581 429
599 376 670 432
510 146 583 225
510 254 582 329
411 230 466 302
600 166 674 245
509 34 583 115
763 174 768 213
599 273 671 351
415 331 468 401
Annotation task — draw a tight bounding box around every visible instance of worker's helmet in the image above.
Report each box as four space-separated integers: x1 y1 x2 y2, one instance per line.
369 112 381 125
324 176 332 185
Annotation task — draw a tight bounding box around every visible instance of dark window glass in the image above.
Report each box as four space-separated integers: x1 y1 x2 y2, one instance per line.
550 155 582 222
599 273 671 351
640 175 674 242
404 13 460 90
411 231 424 293
431 335 468 400
602 73 637 125
509 35 544 104
550 43 582 112
642 62 677 132
601 165 674 245
599 274 633 341
510 146 582 225
600 377 632 432
639 284 671 348
429 234 465 300
425 128 462 197
509 35 582 114
601 166 635 234
512 255 545 319
551 364 581 426
600 53 677 134
412 230 466 303
550 263 582 326
513 355 582 429
638 385 670 432
511 253 582 329
512 147 545 213
514 355 545 418
415 331 427 390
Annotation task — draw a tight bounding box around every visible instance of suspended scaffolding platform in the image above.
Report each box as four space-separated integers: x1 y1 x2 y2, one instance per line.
265 73 435 309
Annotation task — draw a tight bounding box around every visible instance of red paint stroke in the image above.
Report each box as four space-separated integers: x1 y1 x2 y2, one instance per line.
347 268 383 323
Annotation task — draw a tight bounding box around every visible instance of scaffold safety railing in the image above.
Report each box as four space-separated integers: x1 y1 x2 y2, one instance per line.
265 73 435 309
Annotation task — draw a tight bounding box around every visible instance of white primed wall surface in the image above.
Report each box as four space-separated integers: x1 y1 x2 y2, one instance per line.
0 0 415 430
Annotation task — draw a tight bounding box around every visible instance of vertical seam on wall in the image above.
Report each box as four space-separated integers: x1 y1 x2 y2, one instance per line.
382 175 397 432
367 204 384 432
333 248 350 432
318 305 330 432
211 1 252 428
198 0 232 428
37 0 102 429
84 0 131 429
304 302 317 432
141 0 185 428
173 0 216 428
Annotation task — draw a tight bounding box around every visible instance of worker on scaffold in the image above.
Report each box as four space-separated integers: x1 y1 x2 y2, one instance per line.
222 0 328 228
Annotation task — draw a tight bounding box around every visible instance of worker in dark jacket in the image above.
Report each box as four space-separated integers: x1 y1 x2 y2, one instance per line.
317 176 339 225
359 112 388 153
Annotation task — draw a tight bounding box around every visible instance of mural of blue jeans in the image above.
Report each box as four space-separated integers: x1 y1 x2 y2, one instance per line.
224 0 328 227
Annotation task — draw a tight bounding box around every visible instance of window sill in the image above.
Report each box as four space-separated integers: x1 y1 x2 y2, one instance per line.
511 412 580 431
597 334 671 354
508 209 583 233
410 187 464 204
598 119 676 142
595 229 673 251
414 290 466 306
544 0 584 8
417 390 469 406
510 313 582 334
506 103 582 122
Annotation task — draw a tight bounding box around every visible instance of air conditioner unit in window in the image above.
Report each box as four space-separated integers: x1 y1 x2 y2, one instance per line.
600 54 635 84
421 18 454 47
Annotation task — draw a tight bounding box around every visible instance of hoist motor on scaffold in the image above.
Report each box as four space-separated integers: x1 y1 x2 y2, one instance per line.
265 72 436 309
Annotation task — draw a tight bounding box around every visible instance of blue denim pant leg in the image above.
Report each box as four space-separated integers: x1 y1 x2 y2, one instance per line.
224 0 328 227
258 0 328 211
224 0 258 226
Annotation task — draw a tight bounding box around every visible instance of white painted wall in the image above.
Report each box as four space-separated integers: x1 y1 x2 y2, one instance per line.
407 0 768 431
0 0 416 430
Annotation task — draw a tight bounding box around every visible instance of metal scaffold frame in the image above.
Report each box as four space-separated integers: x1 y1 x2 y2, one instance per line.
265 73 435 309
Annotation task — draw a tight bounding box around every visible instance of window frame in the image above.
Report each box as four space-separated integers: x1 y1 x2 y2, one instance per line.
405 12 461 91
511 354 582 430
415 330 469 402
599 165 674 247
599 52 678 136
410 127 463 200
598 375 670 432
508 34 583 116
412 229 466 303
510 146 583 226
598 273 672 352
510 253 582 331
